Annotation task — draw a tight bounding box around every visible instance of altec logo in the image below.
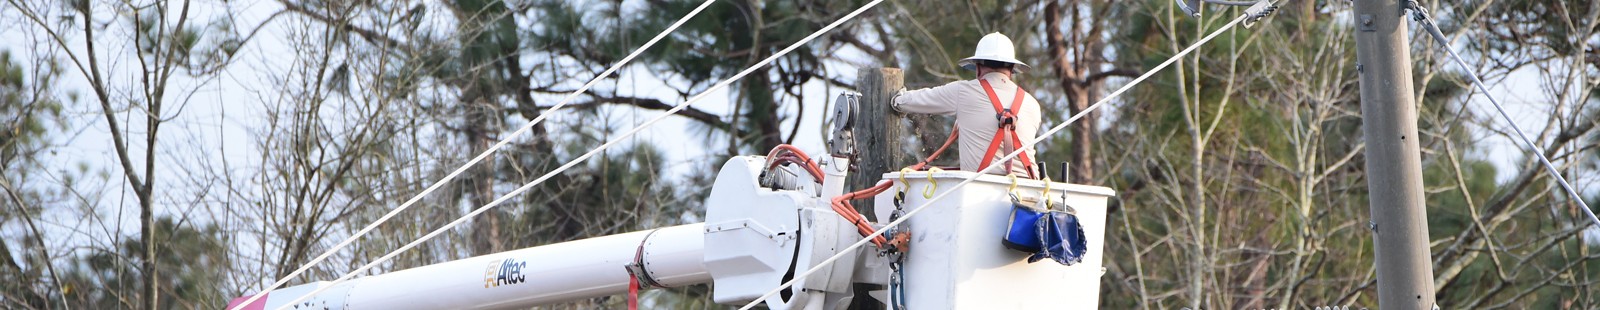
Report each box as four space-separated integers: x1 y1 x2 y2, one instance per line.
483 258 528 288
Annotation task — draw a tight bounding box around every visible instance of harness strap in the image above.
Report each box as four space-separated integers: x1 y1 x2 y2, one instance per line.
978 79 1037 178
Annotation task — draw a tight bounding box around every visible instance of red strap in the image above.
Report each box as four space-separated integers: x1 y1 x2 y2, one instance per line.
1009 129 1036 177
980 80 1006 114
627 229 657 310
1006 85 1034 178
976 80 1037 178
979 129 1007 173
977 80 1004 173
1006 81 1026 119
627 276 639 310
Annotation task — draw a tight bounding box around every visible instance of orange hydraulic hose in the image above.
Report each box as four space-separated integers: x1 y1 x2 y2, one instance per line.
832 180 894 247
828 125 961 248
766 144 824 182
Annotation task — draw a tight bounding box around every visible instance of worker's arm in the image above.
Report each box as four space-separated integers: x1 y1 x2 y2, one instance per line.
892 83 962 115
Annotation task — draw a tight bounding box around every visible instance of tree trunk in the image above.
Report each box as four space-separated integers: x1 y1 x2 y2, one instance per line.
1046 0 1101 184
1068 85 1097 184
468 98 504 254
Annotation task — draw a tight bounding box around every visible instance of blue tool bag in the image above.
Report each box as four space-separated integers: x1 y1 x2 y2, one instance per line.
1028 208 1088 265
1002 196 1046 253
1002 194 1088 265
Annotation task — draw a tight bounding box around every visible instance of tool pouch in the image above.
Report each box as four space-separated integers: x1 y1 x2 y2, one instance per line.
1028 206 1088 265
1002 195 1045 253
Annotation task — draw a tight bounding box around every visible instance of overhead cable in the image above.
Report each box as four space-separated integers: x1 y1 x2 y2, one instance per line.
270 1 886 309
1409 3 1600 229
229 1 719 309
738 12 1254 310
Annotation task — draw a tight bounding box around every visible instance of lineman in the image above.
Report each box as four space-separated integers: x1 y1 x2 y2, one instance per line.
893 33 1041 177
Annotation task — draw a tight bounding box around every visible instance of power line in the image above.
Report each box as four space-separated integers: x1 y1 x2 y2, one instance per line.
738 12 1253 310
1410 3 1600 229
269 1 886 309
228 1 719 309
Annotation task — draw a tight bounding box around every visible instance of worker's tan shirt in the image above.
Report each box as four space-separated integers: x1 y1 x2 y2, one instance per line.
893 72 1041 175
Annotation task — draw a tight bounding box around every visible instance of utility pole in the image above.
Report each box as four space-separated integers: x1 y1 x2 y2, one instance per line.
848 68 912 219
1352 0 1435 308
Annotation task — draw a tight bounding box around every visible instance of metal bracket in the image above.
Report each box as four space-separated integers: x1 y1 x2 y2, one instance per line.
626 228 667 289
1177 0 1275 19
1241 0 1278 28
1359 14 1376 32
1403 0 1451 45
623 263 661 288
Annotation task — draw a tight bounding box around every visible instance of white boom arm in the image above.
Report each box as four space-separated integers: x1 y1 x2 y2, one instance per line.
228 224 708 310
229 154 861 310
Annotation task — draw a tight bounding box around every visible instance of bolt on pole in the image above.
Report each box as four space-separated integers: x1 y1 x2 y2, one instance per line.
1351 0 1437 308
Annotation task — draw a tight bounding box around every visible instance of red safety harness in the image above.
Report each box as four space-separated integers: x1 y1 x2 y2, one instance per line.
978 79 1036 179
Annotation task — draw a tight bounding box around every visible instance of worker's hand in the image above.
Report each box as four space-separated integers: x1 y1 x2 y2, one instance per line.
894 87 906 99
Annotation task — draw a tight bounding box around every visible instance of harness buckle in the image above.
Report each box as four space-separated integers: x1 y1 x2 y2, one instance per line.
997 109 1016 129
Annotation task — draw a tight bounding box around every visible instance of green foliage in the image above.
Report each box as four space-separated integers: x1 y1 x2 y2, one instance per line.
0 50 66 165
0 49 71 309
59 217 233 309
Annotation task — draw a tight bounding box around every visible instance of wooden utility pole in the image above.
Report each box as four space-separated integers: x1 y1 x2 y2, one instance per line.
1352 0 1436 308
848 68 913 219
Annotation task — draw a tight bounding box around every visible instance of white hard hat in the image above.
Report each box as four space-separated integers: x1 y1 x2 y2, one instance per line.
958 32 1030 73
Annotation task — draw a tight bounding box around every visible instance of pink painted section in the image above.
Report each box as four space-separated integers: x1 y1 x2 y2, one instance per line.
227 293 268 310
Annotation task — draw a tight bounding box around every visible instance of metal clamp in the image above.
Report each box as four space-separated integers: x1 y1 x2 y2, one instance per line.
1405 0 1450 45
626 229 667 289
1175 0 1274 18
1241 0 1279 28
1404 0 1423 18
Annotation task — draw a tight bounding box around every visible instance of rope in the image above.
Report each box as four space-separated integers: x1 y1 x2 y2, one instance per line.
1411 6 1600 229
229 2 718 309
271 1 885 308
737 13 1251 310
